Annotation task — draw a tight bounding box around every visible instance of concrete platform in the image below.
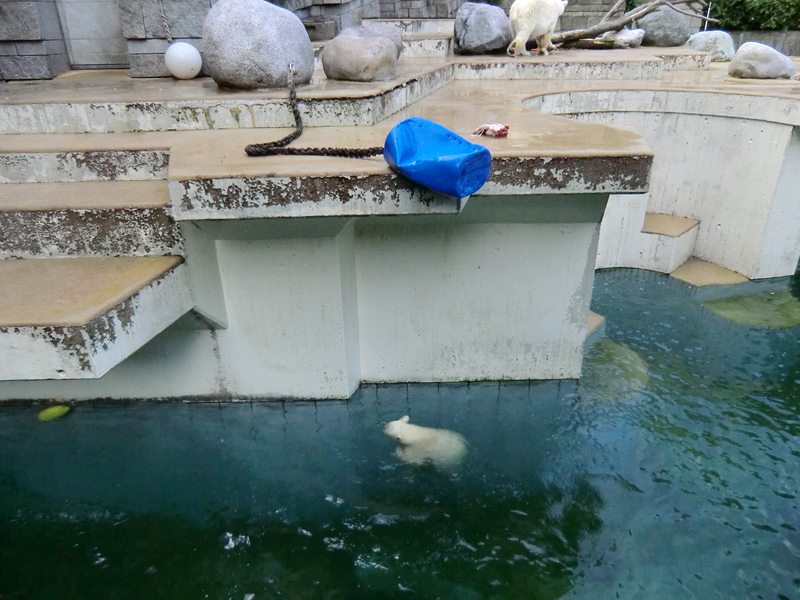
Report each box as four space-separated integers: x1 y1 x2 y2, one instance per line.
670 258 749 287
0 181 181 259
0 44 798 399
0 256 191 379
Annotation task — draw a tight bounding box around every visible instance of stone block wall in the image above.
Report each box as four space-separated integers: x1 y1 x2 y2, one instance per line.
120 0 212 77
378 0 463 19
119 0 380 76
59 0 128 67
0 0 69 80
731 31 800 56
559 0 615 31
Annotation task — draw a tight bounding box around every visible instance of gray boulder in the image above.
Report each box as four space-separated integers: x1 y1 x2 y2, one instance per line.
203 0 314 89
337 25 404 59
600 28 645 49
321 34 398 81
637 7 690 47
728 42 798 79
688 30 735 62
454 2 512 55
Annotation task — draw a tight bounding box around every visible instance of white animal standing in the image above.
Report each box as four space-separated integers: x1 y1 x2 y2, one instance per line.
383 416 467 470
507 0 568 57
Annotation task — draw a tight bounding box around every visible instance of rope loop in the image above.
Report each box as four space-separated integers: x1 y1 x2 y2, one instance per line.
245 65 384 159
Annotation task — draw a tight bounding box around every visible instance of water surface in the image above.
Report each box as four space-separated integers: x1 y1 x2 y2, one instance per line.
1 269 798 599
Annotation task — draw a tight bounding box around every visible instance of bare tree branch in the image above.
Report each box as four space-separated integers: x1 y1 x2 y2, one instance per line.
552 0 711 45
663 1 718 23
600 0 627 24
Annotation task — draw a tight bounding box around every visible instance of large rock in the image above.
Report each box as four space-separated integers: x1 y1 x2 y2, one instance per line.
454 2 512 55
688 30 735 62
637 7 690 47
203 0 314 89
728 42 798 79
337 25 404 59
600 28 645 49
321 34 398 82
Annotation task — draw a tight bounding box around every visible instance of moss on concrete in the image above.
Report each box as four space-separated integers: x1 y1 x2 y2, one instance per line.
701 290 800 329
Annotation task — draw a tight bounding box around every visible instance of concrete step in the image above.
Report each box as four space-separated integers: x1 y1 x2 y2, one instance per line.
0 62 452 134
0 181 182 259
0 255 192 380
670 257 749 287
596 198 700 274
639 212 699 274
402 33 454 58
365 18 454 36
586 310 605 341
0 148 169 182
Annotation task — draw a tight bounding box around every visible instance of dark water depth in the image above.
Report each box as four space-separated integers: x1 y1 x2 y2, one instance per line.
1 269 799 600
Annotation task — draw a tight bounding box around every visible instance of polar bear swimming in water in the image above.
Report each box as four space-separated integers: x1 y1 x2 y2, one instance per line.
507 0 568 57
383 416 467 470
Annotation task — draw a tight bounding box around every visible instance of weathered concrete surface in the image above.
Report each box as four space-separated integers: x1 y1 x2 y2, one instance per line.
0 259 191 380
0 207 182 259
532 89 800 279
0 150 169 182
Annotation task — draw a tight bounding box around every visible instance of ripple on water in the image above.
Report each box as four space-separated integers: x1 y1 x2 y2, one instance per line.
0 269 799 599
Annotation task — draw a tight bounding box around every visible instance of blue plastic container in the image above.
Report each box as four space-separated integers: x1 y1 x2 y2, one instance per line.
383 117 493 198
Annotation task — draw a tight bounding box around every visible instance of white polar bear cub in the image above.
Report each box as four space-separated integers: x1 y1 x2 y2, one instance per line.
383 416 467 469
507 0 568 57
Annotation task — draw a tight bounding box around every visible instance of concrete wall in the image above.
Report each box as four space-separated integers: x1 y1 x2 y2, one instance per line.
0 0 69 80
527 90 800 279
57 0 128 67
730 31 800 56
0 192 608 401
559 0 615 32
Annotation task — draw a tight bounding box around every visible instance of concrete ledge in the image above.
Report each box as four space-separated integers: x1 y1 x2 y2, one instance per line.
454 58 664 81
0 150 169 182
365 18 454 35
0 207 182 259
0 257 191 380
670 258 748 287
642 212 699 237
0 65 453 133
526 89 800 126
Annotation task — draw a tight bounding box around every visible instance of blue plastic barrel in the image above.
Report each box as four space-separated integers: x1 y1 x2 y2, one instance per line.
383 117 492 198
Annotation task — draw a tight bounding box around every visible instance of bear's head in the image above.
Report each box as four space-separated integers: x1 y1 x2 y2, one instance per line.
383 415 411 445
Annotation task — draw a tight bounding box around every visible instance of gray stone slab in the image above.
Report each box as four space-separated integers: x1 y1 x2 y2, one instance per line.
0 55 52 79
142 0 211 39
119 0 146 38
60 2 124 40
0 42 18 56
15 40 48 55
129 52 171 77
47 50 69 76
36 1 64 40
0 2 42 41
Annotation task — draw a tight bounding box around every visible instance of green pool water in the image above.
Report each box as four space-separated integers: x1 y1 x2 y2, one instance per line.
1 269 798 599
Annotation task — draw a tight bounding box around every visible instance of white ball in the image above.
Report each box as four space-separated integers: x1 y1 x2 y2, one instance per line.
164 42 202 80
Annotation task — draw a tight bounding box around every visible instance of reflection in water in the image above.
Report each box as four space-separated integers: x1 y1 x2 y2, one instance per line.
1 268 799 599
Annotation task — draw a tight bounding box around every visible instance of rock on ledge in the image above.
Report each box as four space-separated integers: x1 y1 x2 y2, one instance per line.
203 0 314 89
728 42 798 79
454 2 512 55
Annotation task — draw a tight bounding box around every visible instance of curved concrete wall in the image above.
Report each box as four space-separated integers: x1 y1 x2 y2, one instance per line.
526 90 800 279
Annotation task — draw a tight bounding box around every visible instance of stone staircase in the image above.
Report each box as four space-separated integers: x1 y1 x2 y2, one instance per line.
0 29 720 386
595 192 753 286
597 193 698 274
0 142 193 380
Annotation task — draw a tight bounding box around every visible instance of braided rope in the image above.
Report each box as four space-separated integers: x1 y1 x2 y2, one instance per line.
245 66 384 159
158 0 173 44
